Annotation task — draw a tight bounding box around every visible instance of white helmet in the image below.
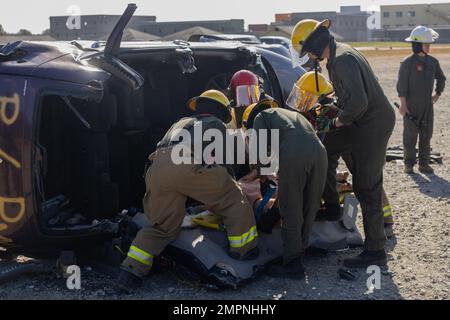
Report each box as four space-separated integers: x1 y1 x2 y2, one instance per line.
405 26 439 43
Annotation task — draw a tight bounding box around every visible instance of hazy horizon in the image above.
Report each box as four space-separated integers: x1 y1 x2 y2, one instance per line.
1 0 450 34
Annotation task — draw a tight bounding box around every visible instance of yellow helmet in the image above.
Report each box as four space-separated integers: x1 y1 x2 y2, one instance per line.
286 71 334 112
298 71 334 96
291 19 331 58
188 90 232 123
242 99 280 129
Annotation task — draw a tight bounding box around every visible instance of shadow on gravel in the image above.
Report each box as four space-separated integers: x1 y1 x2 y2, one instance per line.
333 248 402 300
410 172 450 202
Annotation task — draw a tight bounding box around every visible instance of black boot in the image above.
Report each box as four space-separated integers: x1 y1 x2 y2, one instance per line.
229 247 260 261
257 206 281 234
343 250 387 268
267 257 305 280
419 164 434 174
116 269 143 294
316 203 342 222
384 224 394 239
241 247 260 261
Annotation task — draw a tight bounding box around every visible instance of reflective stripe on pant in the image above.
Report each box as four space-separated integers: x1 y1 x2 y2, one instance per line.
121 147 258 278
228 226 258 249
382 190 394 225
383 205 394 224
127 246 153 266
121 245 155 278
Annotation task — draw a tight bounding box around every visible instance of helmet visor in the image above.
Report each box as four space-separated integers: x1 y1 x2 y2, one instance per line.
286 84 319 113
290 45 310 68
235 85 260 108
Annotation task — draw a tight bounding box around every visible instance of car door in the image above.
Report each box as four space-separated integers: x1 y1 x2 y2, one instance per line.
84 3 144 91
257 48 305 104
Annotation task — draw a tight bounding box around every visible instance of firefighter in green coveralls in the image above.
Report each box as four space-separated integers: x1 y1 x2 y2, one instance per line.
241 100 328 279
288 73 396 237
117 90 259 293
398 26 446 174
291 19 395 268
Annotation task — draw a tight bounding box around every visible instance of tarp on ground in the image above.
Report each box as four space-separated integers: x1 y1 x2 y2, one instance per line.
132 194 363 288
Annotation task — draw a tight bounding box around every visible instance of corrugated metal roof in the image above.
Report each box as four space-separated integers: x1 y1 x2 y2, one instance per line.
162 26 219 41
262 25 344 40
98 28 160 41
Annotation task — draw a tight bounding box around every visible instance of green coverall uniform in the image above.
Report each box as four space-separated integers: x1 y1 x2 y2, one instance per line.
121 116 258 278
326 42 395 251
322 129 394 225
397 54 446 167
253 108 327 264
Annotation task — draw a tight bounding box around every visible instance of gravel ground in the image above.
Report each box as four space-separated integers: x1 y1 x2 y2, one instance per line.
1 49 449 300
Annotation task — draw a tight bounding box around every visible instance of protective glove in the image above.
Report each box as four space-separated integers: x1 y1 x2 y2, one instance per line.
316 116 338 133
318 96 336 106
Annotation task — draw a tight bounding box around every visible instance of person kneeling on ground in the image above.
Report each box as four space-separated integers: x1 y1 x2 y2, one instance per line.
117 90 259 293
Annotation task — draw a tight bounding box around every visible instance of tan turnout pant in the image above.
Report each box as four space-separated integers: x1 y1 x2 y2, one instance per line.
121 147 258 277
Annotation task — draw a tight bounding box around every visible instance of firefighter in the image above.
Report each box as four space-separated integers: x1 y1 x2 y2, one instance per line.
288 73 396 236
285 71 395 234
291 19 395 268
117 90 259 292
398 26 446 174
227 70 278 179
241 99 327 279
290 70 396 237
228 70 262 129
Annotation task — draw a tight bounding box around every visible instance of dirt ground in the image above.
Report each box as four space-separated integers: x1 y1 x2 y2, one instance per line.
1 48 449 300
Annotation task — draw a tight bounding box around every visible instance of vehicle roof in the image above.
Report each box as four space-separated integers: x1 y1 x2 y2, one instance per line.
212 34 261 42
260 36 290 40
215 34 258 38
0 40 261 84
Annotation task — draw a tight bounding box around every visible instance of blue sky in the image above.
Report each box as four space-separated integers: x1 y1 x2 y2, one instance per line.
1 0 450 34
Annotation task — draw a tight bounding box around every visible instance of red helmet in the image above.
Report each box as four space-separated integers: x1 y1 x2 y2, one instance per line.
229 70 261 107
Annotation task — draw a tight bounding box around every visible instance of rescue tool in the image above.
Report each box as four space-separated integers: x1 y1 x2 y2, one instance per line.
394 102 426 127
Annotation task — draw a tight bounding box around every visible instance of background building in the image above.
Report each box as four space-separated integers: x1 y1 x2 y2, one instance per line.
271 6 370 42
49 14 244 40
160 26 218 41
139 20 244 37
375 3 450 42
261 25 344 41
44 4 450 44
381 3 450 29
248 24 269 34
50 15 156 40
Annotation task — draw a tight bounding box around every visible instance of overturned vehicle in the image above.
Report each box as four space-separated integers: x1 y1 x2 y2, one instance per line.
0 4 363 288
